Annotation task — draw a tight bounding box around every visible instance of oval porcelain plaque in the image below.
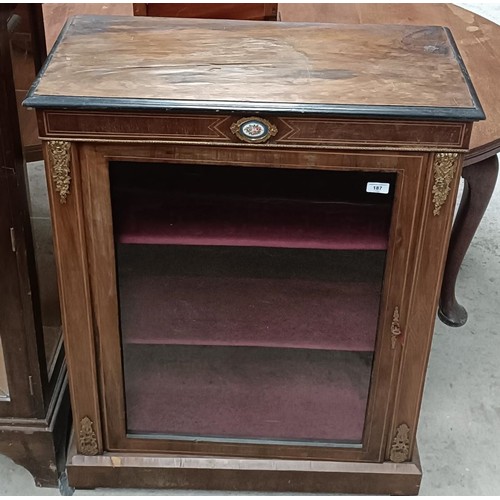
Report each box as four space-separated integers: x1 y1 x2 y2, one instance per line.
242 120 268 139
230 117 278 143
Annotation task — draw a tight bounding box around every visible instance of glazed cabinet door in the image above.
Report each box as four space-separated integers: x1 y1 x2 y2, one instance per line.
66 142 430 461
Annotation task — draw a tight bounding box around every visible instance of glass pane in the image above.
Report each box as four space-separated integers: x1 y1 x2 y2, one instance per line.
9 6 62 378
26 161 63 377
0 337 9 400
110 162 395 447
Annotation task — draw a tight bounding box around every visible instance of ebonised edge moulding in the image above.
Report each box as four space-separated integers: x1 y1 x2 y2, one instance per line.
23 15 484 495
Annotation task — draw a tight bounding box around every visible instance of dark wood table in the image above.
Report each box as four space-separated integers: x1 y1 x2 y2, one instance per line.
279 3 500 327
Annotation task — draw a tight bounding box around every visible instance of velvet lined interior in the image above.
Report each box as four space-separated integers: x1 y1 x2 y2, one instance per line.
124 345 373 443
110 162 392 445
110 162 394 250
117 245 385 351
115 192 391 250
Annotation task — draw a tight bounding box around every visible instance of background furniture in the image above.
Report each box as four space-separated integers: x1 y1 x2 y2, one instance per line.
133 3 277 21
0 4 69 488
42 3 133 51
278 3 500 327
8 4 46 162
25 15 483 494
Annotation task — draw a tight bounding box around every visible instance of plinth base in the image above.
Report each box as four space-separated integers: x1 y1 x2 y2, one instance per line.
67 441 422 495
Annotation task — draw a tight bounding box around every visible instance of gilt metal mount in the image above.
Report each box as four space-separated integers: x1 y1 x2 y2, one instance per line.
79 416 98 456
391 306 402 349
432 152 459 216
47 140 71 203
390 423 411 463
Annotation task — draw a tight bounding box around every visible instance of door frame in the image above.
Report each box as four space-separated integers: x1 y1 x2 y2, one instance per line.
74 142 428 461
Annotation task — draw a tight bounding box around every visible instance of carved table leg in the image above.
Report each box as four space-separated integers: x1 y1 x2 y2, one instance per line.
438 154 499 327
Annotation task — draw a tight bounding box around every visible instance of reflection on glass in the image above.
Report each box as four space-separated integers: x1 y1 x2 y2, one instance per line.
111 162 395 446
9 10 62 382
0 337 9 400
26 161 63 377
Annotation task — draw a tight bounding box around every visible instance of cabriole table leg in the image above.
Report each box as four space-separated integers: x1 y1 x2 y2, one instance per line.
439 154 499 326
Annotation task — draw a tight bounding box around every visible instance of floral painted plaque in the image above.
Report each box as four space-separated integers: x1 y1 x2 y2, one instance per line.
230 117 278 143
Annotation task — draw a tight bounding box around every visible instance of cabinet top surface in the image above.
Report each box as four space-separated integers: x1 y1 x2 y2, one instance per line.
24 15 484 120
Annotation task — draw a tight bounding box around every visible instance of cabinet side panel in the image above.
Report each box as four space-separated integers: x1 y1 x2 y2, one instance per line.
387 152 464 461
363 153 427 462
42 140 103 454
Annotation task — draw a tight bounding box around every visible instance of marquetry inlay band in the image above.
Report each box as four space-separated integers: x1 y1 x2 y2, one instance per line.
47 140 72 203
432 152 459 216
41 136 468 153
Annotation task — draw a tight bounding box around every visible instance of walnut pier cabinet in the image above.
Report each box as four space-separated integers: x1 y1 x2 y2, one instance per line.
24 16 484 494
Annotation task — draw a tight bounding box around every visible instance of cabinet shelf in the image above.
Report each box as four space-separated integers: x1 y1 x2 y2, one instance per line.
117 245 384 352
124 345 372 443
120 274 381 351
114 190 391 250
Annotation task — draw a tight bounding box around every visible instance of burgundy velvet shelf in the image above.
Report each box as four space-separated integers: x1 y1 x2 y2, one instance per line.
119 273 381 352
124 345 373 443
113 190 391 250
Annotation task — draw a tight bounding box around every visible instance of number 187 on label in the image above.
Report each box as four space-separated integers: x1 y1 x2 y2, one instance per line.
366 182 390 194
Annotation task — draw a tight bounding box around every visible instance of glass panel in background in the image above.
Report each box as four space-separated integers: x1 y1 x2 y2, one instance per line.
8 4 63 379
26 161 63 379
110 162 395 447
0 337 10 400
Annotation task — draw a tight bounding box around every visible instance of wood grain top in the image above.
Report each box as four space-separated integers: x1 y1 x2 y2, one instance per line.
25 15 483 120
